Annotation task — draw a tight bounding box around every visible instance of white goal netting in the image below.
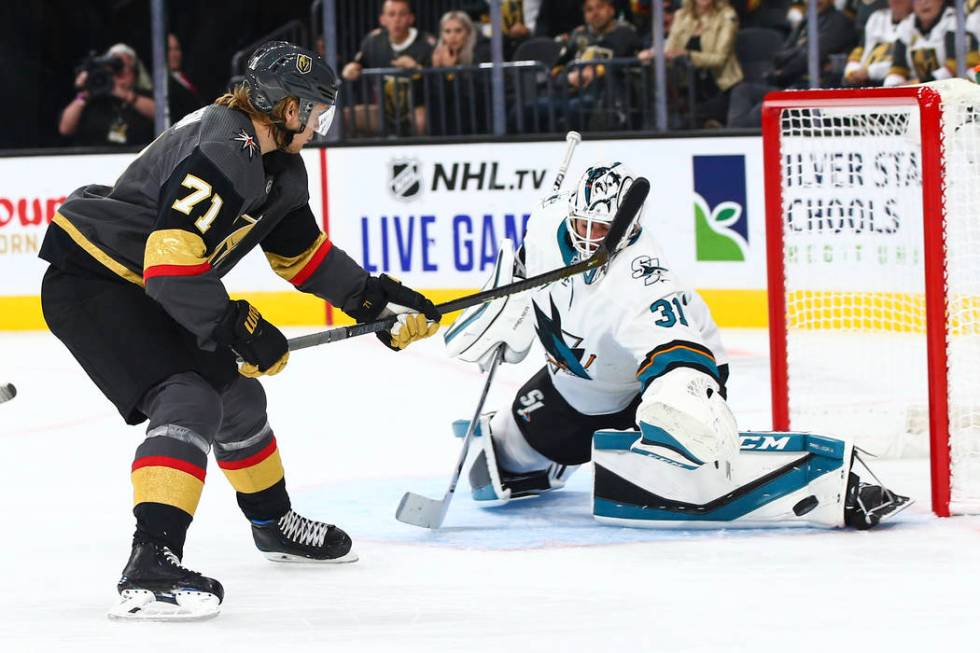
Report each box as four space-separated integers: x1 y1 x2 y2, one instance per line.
773 80 980 513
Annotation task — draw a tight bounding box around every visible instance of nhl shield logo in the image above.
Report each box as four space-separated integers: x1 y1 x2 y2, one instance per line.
296 54 312 74
389 158 423 201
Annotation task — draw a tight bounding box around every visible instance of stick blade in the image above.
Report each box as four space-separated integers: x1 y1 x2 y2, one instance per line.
0 383 15 403
395 491 448 529
602 176 650 253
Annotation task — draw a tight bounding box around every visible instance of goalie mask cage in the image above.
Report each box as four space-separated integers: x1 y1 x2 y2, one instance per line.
762 80 980 517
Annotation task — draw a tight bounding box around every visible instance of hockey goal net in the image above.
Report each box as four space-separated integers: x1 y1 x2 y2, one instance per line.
762 80 980 517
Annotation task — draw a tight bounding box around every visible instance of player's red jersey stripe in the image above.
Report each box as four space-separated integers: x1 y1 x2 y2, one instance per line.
143 262 213 281
216 437 278 470
289 239 333 287
132 455 207 482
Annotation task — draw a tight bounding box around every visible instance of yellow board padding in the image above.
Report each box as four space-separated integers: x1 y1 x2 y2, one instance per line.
0 296 46 330
218 449 285 494
1 288 772 330
131 466 205 517
696 289 769 328
228 291 329 326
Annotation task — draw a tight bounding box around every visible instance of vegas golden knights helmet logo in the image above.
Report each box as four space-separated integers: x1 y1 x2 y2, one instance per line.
296 54 312 74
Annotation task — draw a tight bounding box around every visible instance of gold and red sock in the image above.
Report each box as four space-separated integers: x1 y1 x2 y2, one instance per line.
217 434 290 521
131 434 208 555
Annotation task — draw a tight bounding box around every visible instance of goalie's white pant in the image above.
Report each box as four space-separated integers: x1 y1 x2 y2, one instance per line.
593 430 853 528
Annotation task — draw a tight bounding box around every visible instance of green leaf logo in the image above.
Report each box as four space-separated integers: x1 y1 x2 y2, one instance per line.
694 195 747 261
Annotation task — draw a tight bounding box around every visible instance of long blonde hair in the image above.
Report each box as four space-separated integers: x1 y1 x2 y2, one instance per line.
436 11 477 65
214 83 297 150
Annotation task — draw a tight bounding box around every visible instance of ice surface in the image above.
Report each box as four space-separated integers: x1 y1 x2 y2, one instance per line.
0 329 977 652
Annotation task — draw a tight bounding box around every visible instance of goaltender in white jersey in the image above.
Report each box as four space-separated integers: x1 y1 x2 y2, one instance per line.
446 161 909 529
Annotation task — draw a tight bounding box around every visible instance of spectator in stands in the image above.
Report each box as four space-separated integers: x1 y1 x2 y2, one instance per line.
560 0 642 90
58 43 155 147
430 10 490 135
341 0 435 136
885 0 978 86
462 1 532 60
433 11 482 67
842 0 911 86
167 33 202 122
535 0 587 38
727 0 856 127
639 0 743 128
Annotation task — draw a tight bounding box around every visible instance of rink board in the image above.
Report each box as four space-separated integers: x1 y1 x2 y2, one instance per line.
0 135 766 329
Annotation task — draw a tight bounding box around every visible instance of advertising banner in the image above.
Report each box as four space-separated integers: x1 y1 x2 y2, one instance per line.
325 136 766 292
0 136 768 329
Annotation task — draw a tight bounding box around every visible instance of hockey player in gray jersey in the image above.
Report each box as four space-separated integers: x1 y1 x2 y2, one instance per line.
39 42 440 621
446 161 909 530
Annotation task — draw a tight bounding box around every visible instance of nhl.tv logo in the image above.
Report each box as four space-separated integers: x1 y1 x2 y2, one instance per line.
692 155 749 261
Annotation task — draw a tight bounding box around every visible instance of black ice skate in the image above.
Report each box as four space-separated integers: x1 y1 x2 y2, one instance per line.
251 510 358 563
844 472 913 529
108 539 223 621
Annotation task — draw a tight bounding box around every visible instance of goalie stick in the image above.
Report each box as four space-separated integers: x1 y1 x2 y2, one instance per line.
395 345 504 529
0 383 16 404
395 132 622 530
286 176 649 353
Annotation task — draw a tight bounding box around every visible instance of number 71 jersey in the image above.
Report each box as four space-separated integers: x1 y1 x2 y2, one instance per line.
39 104 366 346
521 192 728 416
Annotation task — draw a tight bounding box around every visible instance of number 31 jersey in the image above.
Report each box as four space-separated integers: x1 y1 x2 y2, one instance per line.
520 191 728 416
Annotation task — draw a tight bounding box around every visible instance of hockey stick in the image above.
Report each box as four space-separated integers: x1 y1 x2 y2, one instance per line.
394 133 584 529
286 176 648 353
395 345 504 529
551 130 581 193
0 383 15 404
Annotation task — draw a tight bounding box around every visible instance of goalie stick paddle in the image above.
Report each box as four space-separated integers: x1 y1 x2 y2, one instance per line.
286 176 650 352
0 383 16 404
395 345 504 529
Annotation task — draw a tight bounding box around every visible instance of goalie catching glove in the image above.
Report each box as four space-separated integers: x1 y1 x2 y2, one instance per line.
444 239 535 371
214 300 289 378
348 274 441 350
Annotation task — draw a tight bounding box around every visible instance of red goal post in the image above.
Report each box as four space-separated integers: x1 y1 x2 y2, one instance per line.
762 80 980 517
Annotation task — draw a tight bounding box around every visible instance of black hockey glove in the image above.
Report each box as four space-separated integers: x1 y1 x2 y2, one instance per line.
348 274 442 351
213 300 289 377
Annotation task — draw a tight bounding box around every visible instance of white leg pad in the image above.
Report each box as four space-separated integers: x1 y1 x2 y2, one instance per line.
593 431 853 529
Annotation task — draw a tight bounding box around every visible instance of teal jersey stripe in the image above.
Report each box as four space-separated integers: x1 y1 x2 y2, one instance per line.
637 348 719 389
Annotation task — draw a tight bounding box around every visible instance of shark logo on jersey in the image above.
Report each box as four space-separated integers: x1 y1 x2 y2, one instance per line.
532 297 595 380
631 256 667 285
692 155 748 261
389 158 423 201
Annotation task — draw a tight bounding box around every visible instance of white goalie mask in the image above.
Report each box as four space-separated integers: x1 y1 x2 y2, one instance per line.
566 161 645 257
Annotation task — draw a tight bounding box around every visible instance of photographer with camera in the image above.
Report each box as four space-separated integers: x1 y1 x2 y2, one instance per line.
58 43 156 147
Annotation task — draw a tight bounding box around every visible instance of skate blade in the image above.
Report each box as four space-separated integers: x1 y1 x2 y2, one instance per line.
878 495 915 523
261 550 359 564
107 589 221 622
